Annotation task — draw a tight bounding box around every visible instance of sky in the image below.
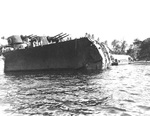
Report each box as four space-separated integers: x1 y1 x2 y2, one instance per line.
0 0 150 45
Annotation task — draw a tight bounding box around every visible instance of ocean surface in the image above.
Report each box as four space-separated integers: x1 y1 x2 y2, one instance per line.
0 60 150 116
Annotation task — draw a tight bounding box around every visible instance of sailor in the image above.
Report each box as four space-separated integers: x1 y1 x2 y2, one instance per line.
91 34 94 40
85 33 88 37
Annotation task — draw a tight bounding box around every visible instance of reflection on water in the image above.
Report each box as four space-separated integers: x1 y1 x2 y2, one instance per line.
0 60 150 116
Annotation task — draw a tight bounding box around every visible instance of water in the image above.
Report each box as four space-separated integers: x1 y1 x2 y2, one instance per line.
0 60 150 116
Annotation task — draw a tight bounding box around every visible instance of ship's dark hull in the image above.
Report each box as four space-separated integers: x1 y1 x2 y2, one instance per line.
3 38 103 72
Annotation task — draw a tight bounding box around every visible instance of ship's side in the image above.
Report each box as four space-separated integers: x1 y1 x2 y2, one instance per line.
3 37 103 72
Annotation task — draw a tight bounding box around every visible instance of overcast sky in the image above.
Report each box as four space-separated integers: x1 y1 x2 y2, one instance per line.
0 0 150 45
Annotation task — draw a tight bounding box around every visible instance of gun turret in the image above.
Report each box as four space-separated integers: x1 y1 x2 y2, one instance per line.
52 32 63 38
55 33 68 40
57 34 69 40
47 33 69 43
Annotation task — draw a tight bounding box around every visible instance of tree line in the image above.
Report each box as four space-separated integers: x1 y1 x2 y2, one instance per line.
110 38 150 61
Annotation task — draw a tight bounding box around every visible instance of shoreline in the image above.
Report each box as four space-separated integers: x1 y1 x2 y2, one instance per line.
133 61 150 65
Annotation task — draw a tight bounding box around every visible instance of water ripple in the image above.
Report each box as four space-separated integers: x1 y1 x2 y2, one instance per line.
0 61 150 115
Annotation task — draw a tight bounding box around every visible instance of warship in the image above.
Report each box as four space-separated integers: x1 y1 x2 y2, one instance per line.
1 33 111 72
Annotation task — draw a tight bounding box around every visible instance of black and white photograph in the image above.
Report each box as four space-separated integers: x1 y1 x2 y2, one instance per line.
0 0 150 116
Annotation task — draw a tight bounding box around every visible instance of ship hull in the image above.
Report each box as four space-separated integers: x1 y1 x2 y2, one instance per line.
3 38 104 72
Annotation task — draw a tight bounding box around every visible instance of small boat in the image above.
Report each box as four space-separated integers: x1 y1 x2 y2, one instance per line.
111 54 133 65
111 59 118 65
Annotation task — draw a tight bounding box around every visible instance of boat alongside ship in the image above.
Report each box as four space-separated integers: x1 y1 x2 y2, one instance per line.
111 54 133 65
0 33 111 72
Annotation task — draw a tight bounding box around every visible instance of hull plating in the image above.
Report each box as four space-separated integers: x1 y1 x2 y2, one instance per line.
3 38 103 72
